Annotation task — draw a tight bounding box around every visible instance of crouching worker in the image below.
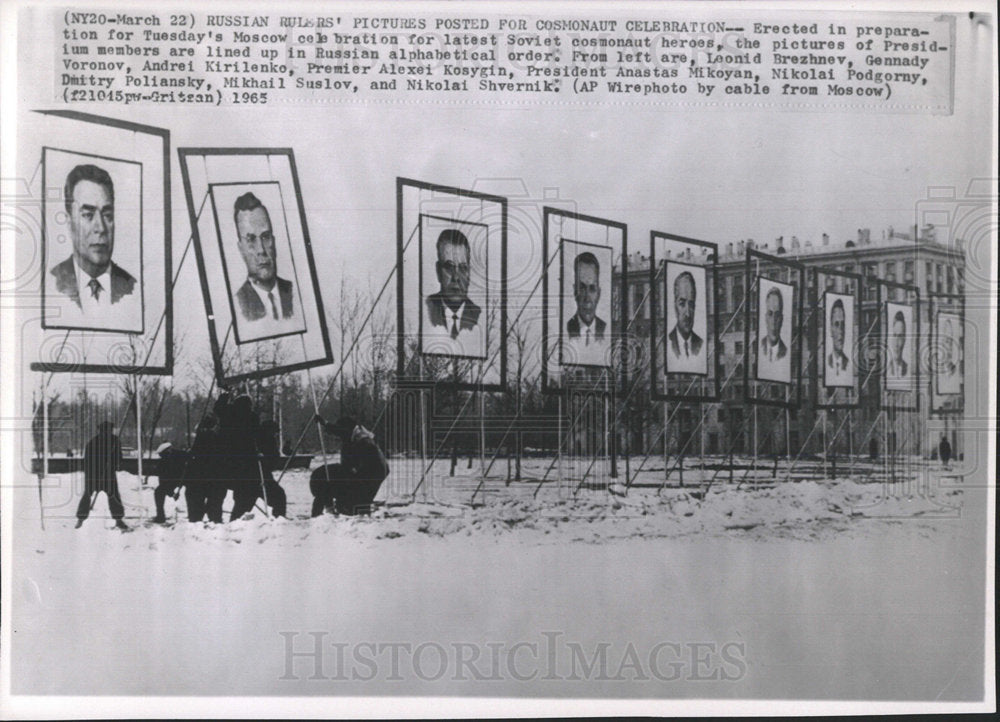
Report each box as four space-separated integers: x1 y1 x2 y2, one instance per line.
310 415 389 517
152 442 191 524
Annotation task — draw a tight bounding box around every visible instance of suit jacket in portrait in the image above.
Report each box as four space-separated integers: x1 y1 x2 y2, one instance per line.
236 277 295 322
759 335 788 361
827 349 850 372
668 327 703 358
425 293 482 332
50 255 136 309
888 356 909 377
567 314 606 340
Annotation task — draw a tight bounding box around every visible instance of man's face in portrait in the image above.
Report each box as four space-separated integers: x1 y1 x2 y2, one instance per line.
70 180 115 276
831 304 846 354
674 273 696 339
765 289 783 345
573 260 600 326
436 240 471 307
236 206 277 287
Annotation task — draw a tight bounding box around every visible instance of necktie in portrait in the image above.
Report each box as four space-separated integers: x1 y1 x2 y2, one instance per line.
268 290 278 320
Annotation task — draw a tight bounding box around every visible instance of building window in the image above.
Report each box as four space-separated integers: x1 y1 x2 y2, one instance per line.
957 268 964 294
863 263 877 300
633 282 648 321
904 260 914 283
946 266 954 294
885 261 896 283
718 276 729 314
735 341 743 357
936 264 943 293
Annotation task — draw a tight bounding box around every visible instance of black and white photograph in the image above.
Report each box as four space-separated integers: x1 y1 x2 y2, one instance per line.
43 149 144 334
210 182 308 344
664 262 708 376
935 311 963 396
560 239 612 368
885 302 914 391
419 214 489 360
2 1 996 719
756 277 794 384
823 291 854 388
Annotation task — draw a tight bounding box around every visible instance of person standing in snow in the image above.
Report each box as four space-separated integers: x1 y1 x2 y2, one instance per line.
310 414 389 517
76 421 128 530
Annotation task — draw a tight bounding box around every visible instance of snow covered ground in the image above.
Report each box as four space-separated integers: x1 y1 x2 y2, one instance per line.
6 457 987 703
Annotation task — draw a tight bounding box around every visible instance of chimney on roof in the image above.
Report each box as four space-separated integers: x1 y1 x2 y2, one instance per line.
726 242 733 256
822 233 829 246
791 236 800 250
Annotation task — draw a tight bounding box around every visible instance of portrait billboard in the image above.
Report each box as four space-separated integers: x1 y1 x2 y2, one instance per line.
179 148 332 385
823 291 854 389
885 302 914 391
419 214 489 360
755 277 794 384
29 110 171 376
664 261 708 376
935 310 963 396
559 239 613 368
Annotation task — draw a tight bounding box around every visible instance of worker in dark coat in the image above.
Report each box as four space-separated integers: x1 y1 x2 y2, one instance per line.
152 442 191 523
76 421 128 530
255 418 287 518
185 411 225 522
310 415 390 517
226 395 286 520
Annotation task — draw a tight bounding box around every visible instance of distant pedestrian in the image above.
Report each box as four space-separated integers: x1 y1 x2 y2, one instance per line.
939 435 952 470
76 421 128 530
311 415 389 517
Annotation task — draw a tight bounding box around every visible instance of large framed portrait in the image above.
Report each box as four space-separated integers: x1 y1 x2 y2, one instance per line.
884 301 914 391
396 178 508 393
664 261 708 376
42 148 144 334
559 239 613 368
179 148 332 385
935 310 963 396
209 181 309 345
30 110 171 375
755 277 794 384
418 214 489 360
823 291 855 389
541 207 628 395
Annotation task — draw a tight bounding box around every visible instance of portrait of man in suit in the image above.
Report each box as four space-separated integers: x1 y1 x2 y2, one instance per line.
665 266 707 375
757 280 792 383
229 190 305 343
48 163 142 332
936 312 962 395
423 227 485 358
563 249 609 366
886 307 910 388
824 295 853 388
